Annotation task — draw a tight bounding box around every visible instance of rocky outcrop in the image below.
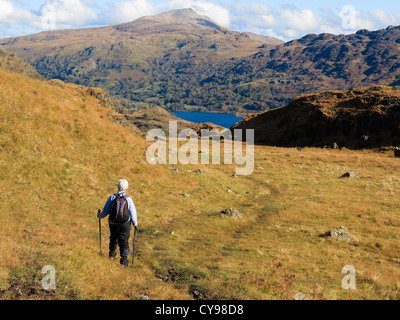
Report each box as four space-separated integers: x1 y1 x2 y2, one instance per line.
232 86 400 149
126 106 196 132
192 123 229 138
340 171 359 179
320 226 353 242
222 208 242 219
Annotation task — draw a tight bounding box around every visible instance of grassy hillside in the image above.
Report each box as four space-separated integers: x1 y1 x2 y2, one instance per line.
0 68 399 300
0 48 42 80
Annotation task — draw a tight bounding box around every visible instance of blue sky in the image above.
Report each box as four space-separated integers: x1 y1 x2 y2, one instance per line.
1 0 400 40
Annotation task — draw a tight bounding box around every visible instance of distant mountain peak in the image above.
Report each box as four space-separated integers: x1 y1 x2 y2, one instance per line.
163 8 200 18
117 8 223 32
146 8 212 22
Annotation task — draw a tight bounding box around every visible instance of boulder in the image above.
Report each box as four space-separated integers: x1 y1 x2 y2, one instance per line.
320 226 352 242
222 208 242 219
293 293 311 300
340 171 359 179
192 123 229 139
189 288 206 300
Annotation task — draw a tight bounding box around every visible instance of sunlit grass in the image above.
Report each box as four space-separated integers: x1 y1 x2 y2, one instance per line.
0 68 399 300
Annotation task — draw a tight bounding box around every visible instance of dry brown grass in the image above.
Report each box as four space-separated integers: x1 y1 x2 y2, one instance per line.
0 68 399 300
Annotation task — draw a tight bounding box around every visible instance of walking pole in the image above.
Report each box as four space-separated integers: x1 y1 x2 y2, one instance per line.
132 222 137 265
98 209 102 256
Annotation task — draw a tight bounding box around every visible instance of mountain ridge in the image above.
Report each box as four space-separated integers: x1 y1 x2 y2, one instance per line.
2 10 400 115
0 9 283 114
212 25 400 109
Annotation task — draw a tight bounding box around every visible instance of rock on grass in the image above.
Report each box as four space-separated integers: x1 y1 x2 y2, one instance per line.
340 171 359 179
222 208 242 219
320 226 352 242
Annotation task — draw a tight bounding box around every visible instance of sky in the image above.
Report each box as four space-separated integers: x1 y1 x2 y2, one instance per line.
1 0 400 41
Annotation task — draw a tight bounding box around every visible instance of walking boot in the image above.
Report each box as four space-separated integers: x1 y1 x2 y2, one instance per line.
120 257 129 267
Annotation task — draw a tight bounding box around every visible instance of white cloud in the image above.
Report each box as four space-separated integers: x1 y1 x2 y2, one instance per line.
281 9 319 32
46 0 97 26
370 9 392 24
283 29 300 39
190 1 230 27
0 0 13 21
261 14 276 27
354 13 376 30
107 0 156 24
357 9 400 30
0 0 99 36
0 0 37 25
231 3 277 30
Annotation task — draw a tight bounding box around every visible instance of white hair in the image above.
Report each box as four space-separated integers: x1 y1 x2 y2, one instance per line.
117 179 129 191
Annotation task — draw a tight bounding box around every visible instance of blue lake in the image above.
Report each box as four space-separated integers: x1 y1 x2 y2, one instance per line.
172 111 243 129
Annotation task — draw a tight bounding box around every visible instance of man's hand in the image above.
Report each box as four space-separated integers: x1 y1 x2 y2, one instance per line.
97 209 101 218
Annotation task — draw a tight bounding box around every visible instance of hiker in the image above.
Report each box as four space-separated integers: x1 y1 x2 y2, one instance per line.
98 179 138 266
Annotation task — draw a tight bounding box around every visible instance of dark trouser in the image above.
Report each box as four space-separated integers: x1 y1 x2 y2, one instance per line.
109 222 131 258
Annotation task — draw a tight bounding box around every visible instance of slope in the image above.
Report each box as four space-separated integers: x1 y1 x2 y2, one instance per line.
0 47 42 80
0 63 399 300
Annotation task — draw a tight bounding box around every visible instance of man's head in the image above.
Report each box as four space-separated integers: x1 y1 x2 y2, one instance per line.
117 179 129 192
